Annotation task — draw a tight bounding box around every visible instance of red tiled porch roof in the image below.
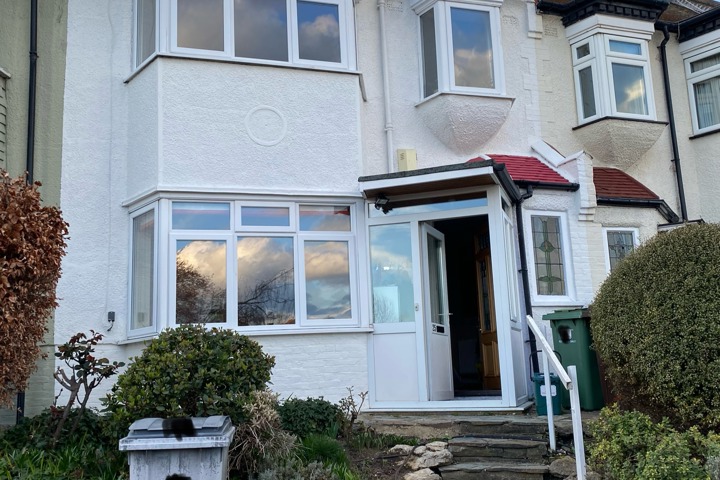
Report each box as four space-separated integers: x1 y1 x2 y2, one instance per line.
467 154 571 184
593 167 659 200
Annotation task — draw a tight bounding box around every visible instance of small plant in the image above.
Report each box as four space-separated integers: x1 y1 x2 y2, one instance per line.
348 430 418 450
103 324 275 438
52 330 124 446
338 387 367 438
278 397 343 439
257 459 339 480
228 389 297 476
301 434 349 466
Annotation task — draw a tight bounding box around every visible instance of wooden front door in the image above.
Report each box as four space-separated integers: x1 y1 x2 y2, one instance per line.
475 230 500 390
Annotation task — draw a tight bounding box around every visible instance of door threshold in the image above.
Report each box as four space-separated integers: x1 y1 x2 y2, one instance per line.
367 400 532 412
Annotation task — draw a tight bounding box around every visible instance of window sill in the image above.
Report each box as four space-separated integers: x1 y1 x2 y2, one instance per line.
121 326 373 344
689 126 720 140
125 53 360 84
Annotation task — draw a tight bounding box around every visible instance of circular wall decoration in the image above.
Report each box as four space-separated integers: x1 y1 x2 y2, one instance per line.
245 105 287 147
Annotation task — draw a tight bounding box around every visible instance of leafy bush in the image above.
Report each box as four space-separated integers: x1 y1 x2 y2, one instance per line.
103 324 275 437
588 405 720 480
228 389 297 476
0 171 68 406
278 397 343 439
591 223 720 430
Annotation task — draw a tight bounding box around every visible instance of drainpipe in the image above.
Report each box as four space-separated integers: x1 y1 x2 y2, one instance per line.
659 25 688 222
515 186 539 374
377 0 395 173
26 0 38 184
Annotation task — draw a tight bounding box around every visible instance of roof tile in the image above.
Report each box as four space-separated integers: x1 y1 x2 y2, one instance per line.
593 167 659 200
468 154 571 184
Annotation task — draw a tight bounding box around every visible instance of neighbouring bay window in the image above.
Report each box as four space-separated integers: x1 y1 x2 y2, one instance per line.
129 198 359 336
133 0 356 70
417 0 504 98
130 206 158 335
530 214 567 297
604 228 637 272
571 34 655 123
685 49 720 134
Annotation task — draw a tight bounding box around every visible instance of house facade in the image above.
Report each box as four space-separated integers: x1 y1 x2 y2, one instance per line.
0 0 68 424
51 0 720 413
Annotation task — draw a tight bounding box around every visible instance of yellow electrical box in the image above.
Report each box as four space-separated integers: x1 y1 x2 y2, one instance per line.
397 149 417 171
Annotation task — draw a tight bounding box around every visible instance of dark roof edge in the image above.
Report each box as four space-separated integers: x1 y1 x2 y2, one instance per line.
597 197 680 222
358 160 494 183
537 0 668 26
675 7 720 42
514 180 580 191
492 163 523 203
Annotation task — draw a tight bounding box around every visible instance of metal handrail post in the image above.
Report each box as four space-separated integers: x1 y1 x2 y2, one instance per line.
542 350 556 451
568 366 586 480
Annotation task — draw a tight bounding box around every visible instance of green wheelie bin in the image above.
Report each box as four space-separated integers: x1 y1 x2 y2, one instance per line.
543 308 605 411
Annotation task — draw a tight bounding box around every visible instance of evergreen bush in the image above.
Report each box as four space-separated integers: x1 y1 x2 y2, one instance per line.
591 223 720 431
278 397 343 439
103 324 274 437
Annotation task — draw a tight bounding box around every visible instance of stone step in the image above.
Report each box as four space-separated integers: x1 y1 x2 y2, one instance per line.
439 460 550 480
449 436 548 462
360 413 574 440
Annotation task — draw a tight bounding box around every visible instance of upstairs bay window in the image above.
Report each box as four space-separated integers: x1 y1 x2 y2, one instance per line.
135 0 356 70
418 0 504 99
572 34 655 123
685 49 720 135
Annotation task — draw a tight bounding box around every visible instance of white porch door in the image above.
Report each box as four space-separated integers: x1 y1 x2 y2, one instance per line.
421 224 454 401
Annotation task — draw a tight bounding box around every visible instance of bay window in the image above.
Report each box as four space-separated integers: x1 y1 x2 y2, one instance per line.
417 0 504 99
133 0 356 70
685 49 720 134
572 34 655 123
129 198 360 336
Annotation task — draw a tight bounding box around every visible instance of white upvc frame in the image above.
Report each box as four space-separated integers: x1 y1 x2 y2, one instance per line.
684 46 720 135
159 0 356 71
128 202 160 338
570 30 656 124
524 210 576 305
601 226 638 274
236 201 297 232
417 0 505 99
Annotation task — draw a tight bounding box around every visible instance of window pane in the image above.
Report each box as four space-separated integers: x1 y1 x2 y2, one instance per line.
304 240 351 319
694 76 720 129
177 0 224 51
131 210 155 330
136 0 156 66
576 43 590 59
531 216 565 296
176 240 227 324
172 202 231 230
609 40 641 55
421 9 438 98
368 196 488 218
607 231 634 271
612 63 648 115
241 206 290 227
691 52 720 73
234 0 288 61
450 8 494 89
299 205 351 231
369 224 414 323
237 237 295 326
297 1 341 63
578 66 596 118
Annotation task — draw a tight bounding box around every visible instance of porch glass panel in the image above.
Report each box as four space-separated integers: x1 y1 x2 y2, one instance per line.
369 224 415 323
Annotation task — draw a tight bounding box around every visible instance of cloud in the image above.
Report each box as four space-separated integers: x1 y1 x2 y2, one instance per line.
176 240 227 287
298 14 341 62
177 0 225 51
454 48 494 89
234 0 289 61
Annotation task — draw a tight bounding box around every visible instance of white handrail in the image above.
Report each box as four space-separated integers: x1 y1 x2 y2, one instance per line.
526 315 586 480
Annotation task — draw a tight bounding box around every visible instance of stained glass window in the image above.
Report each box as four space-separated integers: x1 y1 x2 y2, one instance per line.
531 216 566 296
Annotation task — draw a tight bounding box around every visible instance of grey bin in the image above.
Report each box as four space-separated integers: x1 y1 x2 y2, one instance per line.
119 416 235 480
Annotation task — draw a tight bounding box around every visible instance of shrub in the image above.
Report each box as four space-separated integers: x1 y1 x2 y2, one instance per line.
228 389 297 476
588 405 720 480
278 397 343 439
257 460 339 480
0 171 68 407
103 324 274 437
591 223 720 431
300 434 348 466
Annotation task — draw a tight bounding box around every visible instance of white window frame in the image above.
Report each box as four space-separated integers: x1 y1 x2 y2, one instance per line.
570 33 656 124
602 227 638 274
128 203 159 338
159 0 356 70
236 201 297 232
417 0 505 99
524 210 576 305
684 46 720 135
134 0 159 69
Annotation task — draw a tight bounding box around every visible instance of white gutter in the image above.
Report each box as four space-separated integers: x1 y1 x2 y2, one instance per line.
377 0 395 173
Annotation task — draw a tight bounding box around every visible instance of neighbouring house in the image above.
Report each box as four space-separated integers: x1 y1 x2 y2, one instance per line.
0 0 68 425
46 0 720 414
